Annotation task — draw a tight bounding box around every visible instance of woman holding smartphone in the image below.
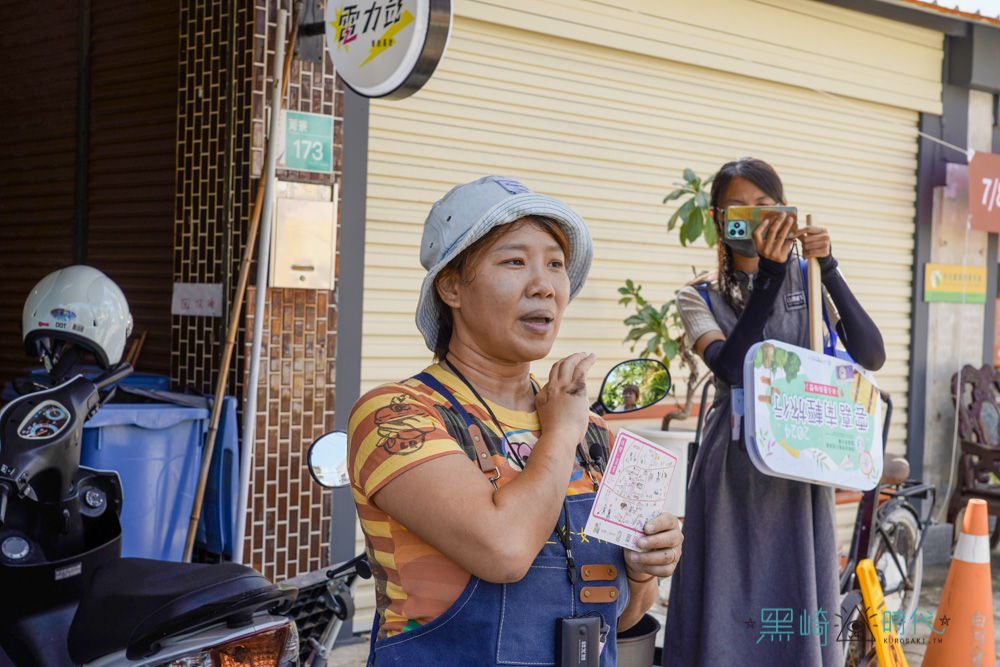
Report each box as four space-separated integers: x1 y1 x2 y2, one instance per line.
662 158 885 665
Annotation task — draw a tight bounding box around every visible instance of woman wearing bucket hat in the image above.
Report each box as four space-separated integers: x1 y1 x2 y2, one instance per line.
348 176 682 665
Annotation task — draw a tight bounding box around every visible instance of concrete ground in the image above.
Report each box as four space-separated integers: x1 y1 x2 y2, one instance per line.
326 546 1000 666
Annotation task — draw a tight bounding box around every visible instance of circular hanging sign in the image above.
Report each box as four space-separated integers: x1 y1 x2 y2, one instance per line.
324 0 451 100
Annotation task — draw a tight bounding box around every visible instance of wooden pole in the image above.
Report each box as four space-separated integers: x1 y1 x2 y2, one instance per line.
806 214 824 353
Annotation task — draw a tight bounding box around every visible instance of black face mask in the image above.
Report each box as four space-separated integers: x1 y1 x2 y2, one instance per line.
721 235 758 258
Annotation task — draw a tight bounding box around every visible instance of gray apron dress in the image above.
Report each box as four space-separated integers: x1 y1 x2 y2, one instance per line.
663 262 842 666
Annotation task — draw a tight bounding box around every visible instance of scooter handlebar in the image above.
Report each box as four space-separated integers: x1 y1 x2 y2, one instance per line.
93 363 134 392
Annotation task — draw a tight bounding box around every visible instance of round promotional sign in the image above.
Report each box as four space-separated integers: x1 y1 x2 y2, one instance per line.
324 0 451 100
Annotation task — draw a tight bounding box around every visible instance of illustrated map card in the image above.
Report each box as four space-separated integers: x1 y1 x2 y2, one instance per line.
743 340 883 491
583 428 678 550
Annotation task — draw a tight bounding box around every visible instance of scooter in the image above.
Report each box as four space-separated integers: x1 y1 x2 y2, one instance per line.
0 363 299 666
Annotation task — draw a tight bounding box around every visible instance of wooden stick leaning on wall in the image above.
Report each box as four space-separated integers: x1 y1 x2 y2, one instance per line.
124 330 147 367
806 214 824 354
182 4 302 563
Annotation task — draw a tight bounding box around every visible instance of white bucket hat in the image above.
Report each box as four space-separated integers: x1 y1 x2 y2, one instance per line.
416 176 593 352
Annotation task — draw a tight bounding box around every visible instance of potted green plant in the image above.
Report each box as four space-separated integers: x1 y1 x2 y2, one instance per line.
618 168 716 431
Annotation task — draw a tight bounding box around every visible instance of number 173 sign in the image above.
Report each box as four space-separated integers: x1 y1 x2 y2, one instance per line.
281 110 333 173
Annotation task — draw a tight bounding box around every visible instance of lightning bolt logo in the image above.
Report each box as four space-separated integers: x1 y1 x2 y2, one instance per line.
331 6 357 52
361 10 415 67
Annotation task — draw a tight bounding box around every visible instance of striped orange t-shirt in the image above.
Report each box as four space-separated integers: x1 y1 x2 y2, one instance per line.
347 363 610 639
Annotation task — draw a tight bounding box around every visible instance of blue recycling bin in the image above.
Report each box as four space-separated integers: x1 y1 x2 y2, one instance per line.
194 397 239 557
80 397 239 561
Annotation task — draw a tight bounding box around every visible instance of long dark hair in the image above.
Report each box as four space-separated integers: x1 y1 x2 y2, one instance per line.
709 158 785 314
432 215 569 360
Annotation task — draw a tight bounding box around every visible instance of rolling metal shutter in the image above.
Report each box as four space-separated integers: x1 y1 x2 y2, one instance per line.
0 1 79 385
87 0 178 376
354 0 944 623
0 0 177 389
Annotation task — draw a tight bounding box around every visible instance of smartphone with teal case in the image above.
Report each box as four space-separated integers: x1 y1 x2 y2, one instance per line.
724 206 797 240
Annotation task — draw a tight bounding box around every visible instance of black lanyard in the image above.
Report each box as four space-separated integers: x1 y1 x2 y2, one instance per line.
442 356 583 587
442 357 602 487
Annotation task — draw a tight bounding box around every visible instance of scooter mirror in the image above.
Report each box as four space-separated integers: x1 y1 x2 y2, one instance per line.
592 359 671 415
307 431 350 489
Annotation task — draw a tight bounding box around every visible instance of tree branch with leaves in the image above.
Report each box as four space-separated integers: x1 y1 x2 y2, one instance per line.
617 167 717 430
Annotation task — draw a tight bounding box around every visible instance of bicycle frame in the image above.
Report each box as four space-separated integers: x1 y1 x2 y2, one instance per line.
838 393 936 596
871 485 936 592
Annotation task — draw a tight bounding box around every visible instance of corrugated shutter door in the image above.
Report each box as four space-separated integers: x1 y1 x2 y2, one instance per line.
88 0 178 376
0 2 79 385
355 7 941 623
0 1 177 387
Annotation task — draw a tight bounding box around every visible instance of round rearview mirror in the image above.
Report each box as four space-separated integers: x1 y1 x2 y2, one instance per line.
598 359 671 414
307 431 350 489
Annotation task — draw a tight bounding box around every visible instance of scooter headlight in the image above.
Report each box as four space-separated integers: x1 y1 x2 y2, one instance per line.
149 621 299 667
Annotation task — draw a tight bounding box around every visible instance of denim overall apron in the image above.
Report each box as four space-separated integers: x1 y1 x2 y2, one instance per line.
366 372 629 666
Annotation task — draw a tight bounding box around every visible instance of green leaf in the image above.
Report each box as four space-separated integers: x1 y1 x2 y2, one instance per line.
682 213 702 244
667 208 682 232
662 189 686 203
645 335 662 355
704 211 718 246
663 338 679 359
695 190 710 209
683 168 696 184
676 197 695 220
625 278 635 290
674 199 696 241
618 296 631 306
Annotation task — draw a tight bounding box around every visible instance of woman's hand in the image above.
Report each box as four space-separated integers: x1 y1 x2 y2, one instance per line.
792 225 831 259
624 511 684 579
535 352 597 446
753 211 797 263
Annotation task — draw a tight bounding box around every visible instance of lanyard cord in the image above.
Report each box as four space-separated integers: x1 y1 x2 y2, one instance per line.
557 497 577 588
443 355 531 469
442 356 601 487
442 355 579 587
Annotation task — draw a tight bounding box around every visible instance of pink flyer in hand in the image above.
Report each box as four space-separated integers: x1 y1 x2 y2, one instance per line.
583 428 678 550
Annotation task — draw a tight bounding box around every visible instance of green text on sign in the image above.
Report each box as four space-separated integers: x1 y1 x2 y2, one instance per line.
285 111 333 173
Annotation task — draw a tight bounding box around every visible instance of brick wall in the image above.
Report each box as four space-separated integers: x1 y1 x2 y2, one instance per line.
175 0 342 580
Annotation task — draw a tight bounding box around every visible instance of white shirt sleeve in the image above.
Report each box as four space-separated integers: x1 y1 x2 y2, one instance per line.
676 285 722 347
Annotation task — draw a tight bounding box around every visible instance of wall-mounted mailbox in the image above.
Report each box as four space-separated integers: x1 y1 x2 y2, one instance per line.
270 198 336 290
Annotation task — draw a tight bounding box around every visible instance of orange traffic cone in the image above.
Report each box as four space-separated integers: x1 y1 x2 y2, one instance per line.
922 498 995 667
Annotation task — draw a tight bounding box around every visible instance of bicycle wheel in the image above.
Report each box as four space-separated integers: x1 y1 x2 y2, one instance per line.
838 589 876 667
870 504 923 627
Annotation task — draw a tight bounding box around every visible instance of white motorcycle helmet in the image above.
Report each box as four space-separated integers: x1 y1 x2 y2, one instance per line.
22 265 133 370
